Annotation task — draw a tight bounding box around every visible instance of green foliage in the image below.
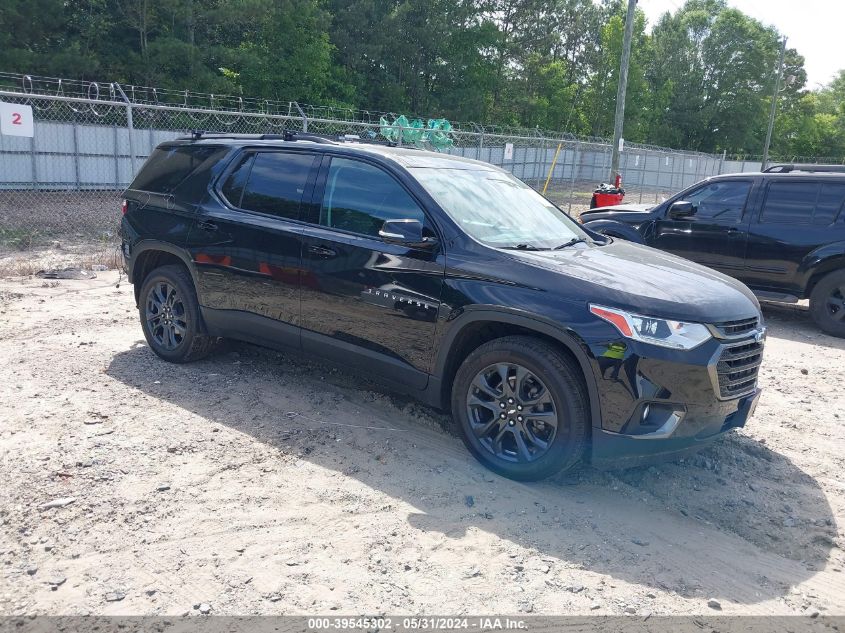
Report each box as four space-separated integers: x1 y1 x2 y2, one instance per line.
0 0 842 157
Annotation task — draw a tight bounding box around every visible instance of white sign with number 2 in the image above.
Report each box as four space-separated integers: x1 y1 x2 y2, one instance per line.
0 102 35 137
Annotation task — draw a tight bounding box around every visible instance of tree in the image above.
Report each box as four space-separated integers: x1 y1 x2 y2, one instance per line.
645 0 783 153
1 0 841 158
223 0 334 103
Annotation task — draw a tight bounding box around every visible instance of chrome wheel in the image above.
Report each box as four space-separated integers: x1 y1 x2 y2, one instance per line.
466 362 559 463
145 281 187 350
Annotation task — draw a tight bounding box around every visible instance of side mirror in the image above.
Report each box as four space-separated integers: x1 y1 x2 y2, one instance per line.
379 219 437 249
668 201 696 219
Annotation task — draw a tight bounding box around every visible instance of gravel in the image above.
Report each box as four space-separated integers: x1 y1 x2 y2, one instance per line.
0 272 843 616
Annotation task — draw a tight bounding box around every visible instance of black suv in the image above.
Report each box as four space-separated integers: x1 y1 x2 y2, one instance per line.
121 134 765 480
580 165 845 337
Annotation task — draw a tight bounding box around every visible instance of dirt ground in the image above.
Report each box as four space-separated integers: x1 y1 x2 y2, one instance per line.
1 270 844 617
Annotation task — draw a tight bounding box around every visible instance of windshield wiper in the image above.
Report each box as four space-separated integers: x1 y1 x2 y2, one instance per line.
501 243 549 251
553 237 588 250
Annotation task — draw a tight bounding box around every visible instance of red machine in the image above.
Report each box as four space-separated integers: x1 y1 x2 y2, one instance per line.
590 173 625 208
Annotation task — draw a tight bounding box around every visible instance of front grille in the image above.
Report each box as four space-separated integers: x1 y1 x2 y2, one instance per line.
716 339 763 399
712 316 759 338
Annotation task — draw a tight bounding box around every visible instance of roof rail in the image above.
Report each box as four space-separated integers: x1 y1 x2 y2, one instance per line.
763 163 845 174
178 130 402 147
180 130 337 143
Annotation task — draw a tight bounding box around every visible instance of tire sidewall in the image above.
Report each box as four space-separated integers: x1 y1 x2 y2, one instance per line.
451 343 586 481
138 267 201 361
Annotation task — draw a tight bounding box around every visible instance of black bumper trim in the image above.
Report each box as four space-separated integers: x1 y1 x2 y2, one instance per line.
590 389 761 469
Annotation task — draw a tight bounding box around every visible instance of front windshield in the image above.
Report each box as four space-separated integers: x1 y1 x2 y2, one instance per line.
411 167 591 249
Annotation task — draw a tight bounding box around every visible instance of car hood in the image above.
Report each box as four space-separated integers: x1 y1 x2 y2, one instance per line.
508 240 760 323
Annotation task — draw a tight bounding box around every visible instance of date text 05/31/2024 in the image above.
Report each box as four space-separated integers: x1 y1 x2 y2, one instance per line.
307 617 528 630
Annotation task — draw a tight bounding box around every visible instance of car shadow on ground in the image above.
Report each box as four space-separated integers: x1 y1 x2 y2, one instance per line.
105 341 837 605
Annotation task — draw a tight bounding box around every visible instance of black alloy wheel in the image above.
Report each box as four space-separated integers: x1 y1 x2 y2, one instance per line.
138 264 219 362
145 280 188 350
466 362 558 463
452 335 589 481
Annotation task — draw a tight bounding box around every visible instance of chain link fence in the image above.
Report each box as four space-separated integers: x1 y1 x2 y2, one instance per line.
0 72 799 258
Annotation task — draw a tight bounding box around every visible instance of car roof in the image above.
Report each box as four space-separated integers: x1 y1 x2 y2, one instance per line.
163 136 502 171
711 171 845 180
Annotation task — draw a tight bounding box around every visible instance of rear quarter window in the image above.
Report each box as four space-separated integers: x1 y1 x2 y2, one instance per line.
761 181 845 225
130 145 220 194
815 183 845 225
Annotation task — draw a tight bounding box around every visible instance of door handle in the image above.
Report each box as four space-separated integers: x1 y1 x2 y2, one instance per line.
308 244 337 258
197 220 218 232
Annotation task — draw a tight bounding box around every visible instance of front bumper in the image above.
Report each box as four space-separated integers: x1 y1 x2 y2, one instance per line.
590 388 761 468
584 329 764 468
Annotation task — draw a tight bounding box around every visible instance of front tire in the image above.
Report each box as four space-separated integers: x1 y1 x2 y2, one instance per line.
451 336 590 481
809 270 845 337
138 264 218 362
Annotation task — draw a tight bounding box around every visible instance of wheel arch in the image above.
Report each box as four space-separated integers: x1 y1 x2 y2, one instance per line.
130 241 198 306
801 250 845 299
432 309 601 428
580 219 645 243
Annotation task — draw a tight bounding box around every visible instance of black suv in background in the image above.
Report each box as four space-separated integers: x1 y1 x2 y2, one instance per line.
580 165 845 337
121 134 765 480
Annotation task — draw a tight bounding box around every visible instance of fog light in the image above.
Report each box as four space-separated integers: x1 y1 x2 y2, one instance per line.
625 403 685 438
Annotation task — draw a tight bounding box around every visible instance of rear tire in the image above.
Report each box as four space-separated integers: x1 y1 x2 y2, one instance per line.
138 264 219 362
451 336 590 481
809 270 845 337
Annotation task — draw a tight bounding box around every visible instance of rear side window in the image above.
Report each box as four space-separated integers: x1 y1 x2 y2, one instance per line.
319 157 425 236
131 145 219 194
761 181 845 225
239 152 315 219
682 180 751 223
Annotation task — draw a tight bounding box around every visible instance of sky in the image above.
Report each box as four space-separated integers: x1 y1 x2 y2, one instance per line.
639 0 844 89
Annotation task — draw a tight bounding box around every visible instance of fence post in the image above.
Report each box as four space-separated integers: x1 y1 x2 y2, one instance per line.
125 104 137 179
115 84 137 178
536 138 546 189
568 141 580 213
638 152 646 203
113 123 120 187
478 132 484 162
30 135 38 191
293 102 308 133
671 154 678 191
655 151 663 202
719 149 726 175
72 122 81 191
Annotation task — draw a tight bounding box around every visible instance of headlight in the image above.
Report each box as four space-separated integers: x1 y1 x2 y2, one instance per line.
589 304 712 350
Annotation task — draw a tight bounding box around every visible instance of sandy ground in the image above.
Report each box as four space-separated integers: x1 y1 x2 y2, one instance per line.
0 271 844 617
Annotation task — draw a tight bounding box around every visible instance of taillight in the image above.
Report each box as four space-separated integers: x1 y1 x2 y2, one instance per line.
121 199 128 215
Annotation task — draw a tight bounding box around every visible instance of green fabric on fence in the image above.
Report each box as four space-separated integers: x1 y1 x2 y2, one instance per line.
379 114 454 150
